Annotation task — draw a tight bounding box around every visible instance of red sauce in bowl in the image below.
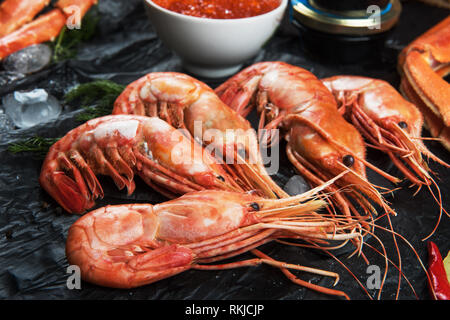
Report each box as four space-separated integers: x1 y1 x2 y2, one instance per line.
151 0 281 19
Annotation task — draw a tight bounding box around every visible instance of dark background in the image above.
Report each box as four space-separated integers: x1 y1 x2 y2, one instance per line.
0 0 448 300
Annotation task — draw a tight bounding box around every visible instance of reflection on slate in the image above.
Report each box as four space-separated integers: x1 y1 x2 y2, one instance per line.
0 0 449 300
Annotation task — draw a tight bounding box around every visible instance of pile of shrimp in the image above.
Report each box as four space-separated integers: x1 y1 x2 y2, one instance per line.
37 63 448 300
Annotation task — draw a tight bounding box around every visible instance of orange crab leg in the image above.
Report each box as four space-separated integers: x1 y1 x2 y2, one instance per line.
0 9 66 59
399 16 450 151
403 50 450 126
0 0 51 38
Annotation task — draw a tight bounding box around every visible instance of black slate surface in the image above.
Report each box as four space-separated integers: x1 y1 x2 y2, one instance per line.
0 0 449 300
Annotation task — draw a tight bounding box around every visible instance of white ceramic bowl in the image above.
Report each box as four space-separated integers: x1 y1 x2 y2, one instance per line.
143 0 288 78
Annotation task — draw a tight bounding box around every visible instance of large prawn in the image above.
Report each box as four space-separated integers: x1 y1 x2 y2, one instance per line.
112 72 288 199
66 181 365 299
215 62 397 225
322 76 449 226
39 115 242 214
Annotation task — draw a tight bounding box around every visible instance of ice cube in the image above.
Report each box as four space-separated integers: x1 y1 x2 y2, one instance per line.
15 89 48 104
283 175 310 196
3 44 52 74
2 89 62 129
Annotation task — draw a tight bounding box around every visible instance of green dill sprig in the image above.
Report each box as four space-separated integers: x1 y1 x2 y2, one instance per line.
64 80 126 122
65 80 125 105
8 136 60 158
51 11 99 62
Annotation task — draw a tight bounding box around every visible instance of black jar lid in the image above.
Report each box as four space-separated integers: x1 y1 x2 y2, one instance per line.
291 0 402 36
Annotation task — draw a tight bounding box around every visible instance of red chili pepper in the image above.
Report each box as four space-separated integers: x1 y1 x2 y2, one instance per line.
427 241 450 300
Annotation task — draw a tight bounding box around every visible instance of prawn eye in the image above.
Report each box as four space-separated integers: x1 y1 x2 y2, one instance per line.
217 175 225 182
343 155 354 167
398 121 408 129
250 202 260 211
